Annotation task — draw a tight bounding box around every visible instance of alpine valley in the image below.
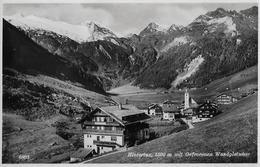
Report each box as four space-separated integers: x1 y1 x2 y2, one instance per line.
2 6 258 163
4 6 258 90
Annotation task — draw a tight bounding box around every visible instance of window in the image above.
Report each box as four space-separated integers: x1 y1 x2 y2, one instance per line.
107 117 113 122
102 136 105 139
112 127 116 131
111 136 117 141
145 130 148 136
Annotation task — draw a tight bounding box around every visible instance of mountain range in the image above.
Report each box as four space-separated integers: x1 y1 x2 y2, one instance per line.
3 6 258 91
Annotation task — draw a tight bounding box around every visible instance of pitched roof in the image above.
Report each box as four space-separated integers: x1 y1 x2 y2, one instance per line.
70 148 93 159
100 105 145 120
98 105 150 125
215 91 241 99
148 103 161 109
162 100 181 104
198 101 218 110
162 104 179 112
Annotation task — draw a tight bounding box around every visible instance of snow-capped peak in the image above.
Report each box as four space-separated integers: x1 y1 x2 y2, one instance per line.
4 14 117 43
168 24 184 32
80 20 96 28
147 22 169 32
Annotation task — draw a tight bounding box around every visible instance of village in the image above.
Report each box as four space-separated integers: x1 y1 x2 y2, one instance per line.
67 87 257 163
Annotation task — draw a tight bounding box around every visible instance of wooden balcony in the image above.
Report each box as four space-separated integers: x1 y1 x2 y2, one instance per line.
82 129 124 135
93 140 122 147
83 121 120 126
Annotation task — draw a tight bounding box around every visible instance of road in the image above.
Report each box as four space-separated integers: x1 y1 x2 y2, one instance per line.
181 118 194 129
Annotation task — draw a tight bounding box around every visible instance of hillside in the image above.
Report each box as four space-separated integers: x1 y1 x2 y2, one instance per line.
134 6 258 89
189 65 258 99
2 67 115 163
3 19 105 94
88 93 257 163
109 65 257 110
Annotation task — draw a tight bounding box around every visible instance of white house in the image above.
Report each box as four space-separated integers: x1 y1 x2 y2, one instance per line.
81 104 150 154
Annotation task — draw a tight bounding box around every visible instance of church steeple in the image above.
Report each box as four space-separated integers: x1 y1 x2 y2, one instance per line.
184 89 190 109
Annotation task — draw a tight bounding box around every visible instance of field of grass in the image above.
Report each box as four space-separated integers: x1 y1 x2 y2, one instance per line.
147 117 188 139
190 65 257 97
25 74 113 107
2 70 113 163
88 93 257 163
2 113 72 163
108 83 159 95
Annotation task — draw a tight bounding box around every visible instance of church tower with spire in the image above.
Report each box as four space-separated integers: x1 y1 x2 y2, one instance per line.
184 89 190 109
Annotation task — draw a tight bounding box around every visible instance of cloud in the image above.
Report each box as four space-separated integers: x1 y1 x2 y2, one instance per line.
3 3 255 36
117 27 141 37
4 4 115 28
152 5 207 26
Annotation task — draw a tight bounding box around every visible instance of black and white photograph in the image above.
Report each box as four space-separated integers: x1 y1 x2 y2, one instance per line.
1 0 258 164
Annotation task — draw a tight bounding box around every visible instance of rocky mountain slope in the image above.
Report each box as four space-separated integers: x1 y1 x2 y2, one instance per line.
5 14 117 43
133 6 258 89
4 6 258 91
3 19 106 94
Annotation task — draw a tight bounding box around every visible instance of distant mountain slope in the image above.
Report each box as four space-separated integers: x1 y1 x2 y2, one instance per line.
89 93 257 163
3 68 113 121
4 6 258 91
189 65 257 97
5 14 117 43
133 6 258 89
3 19 105 94
4 16 158 90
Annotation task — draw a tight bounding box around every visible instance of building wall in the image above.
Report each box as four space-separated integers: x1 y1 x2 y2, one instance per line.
215 94 238 104
163 112 175 120
183 108 194 116
99 146 113 154
84 133 124 153
149 109 156 116
137 128 150 140
197 102 218 118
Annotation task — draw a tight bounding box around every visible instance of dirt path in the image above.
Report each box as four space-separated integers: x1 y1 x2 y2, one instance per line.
181 118 194 129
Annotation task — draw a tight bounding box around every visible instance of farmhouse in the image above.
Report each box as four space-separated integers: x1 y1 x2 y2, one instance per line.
162 100 181 120
214 93 239 105
196 101 219 118
81 104 150 154
147 104 163 117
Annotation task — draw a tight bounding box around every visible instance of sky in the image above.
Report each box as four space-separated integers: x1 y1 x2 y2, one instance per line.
3 3 257 36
